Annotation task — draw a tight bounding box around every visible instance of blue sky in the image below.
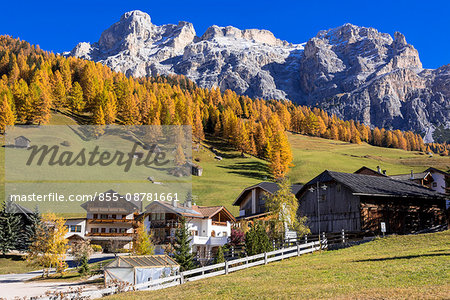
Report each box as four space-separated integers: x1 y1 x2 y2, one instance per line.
2 0 449 69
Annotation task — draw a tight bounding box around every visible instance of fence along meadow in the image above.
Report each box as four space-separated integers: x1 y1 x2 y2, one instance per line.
41 239 327 299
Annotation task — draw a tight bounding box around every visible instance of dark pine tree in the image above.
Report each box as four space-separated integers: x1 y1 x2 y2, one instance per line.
173 217 195 271
0 201 23 255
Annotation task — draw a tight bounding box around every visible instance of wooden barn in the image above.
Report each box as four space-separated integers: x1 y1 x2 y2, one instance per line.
296 170 447 235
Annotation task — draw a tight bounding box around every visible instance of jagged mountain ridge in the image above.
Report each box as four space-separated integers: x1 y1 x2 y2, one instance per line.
67 10 450 140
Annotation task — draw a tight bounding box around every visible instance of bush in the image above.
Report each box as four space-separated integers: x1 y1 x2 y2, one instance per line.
78 255 90 275
91 244 102 252
116 248 131 253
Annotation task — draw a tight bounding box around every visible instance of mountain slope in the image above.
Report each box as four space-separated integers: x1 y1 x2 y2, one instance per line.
67 10 450 140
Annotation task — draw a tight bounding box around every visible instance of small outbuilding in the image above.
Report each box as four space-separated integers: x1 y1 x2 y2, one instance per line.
104 255 179 285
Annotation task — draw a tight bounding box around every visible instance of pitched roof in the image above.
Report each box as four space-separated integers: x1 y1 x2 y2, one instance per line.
80 190 140 213
105 255 178 268
298 170 446 199
7 202 34 214
145 201 235 221
354 166 387 177
390 172 431 181
425 167 450 176
145 201 203 218
233 182 303 206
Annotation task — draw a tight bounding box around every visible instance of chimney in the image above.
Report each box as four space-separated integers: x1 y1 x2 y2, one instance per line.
382 170 386 175
410 170 414 179
377 166 381 173
172 199 177 208
185 198 192 208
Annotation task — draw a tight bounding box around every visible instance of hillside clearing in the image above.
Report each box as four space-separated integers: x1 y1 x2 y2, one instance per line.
1 113 449 216
106 230 450 300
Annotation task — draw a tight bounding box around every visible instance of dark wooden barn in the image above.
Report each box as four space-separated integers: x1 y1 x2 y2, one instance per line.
296 170 447 235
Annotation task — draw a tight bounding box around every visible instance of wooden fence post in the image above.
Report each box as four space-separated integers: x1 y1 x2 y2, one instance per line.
180 273 185 284
297 244 300 256
225 261 229 275
264 252 268 265
341 229 345 244
305 235 307 244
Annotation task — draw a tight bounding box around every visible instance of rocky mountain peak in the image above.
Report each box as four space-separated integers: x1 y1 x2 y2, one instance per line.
67 14 449 140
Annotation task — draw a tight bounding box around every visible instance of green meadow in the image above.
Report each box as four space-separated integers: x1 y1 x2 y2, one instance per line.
1 112 449 216
106 230 450 300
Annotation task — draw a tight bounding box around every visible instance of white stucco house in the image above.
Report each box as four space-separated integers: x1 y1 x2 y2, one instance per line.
143 199 235 260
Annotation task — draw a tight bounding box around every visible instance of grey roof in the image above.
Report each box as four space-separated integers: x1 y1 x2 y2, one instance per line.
105 255 178 268
145 200 203 218
80 190 140 213
425 167 450 176
299 170 446 199
233 182 303 206
6 201 34 214
390 172 430 181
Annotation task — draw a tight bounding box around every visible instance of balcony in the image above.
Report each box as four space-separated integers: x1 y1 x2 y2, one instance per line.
191 236 228 246
149 219 179 229
211 221 227 226
88 218 136 225
86 232 133 237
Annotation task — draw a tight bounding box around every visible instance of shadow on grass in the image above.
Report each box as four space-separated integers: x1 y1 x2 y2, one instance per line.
0 254 26 261
355 252 450 262
218 161 270 180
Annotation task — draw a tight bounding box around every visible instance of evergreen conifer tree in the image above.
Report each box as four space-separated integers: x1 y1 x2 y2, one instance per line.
173 217 194 271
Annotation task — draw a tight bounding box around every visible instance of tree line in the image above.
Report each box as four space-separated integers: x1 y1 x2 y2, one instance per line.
0 35 448 179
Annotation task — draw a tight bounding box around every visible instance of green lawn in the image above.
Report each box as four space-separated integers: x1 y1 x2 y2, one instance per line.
0 254 37 274
106 230 450 300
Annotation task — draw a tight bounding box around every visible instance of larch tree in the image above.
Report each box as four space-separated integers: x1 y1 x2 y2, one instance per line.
133 222 154 255
0 94 15 133
27 213 68 277
264 178 310 239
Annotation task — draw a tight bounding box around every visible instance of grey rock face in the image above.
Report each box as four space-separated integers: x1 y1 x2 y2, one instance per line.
67 12 449 139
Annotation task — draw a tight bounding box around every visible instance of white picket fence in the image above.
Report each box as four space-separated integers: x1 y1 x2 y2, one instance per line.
42 239 326 299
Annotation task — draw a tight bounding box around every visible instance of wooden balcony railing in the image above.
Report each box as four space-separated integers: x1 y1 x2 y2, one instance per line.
86 232 134 237
212 221 227 226
149 219 179 228
88 219 136 224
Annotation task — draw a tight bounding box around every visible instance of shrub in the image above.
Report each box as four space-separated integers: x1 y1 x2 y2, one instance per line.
91 244 102 253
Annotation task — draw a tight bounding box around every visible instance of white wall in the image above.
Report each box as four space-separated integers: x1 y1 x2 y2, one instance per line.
64 219 86 238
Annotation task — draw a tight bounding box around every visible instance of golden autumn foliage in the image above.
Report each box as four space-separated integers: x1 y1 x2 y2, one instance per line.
0 35 447 162
27 213 68 277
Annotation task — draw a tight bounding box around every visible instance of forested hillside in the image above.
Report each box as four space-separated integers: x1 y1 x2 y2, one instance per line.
0 36 448 179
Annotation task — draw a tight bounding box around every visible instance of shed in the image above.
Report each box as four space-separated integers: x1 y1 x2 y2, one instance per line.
14 136 30 148
104 255 179 285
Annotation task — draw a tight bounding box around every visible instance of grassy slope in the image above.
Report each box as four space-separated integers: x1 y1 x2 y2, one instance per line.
194 132 449 215
106 230 450 300
1 112 449 216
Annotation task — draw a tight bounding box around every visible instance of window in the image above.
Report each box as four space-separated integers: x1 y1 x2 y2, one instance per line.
191 230 198 236
91 228 99 233
100 214 108 219
222 232 228 237
70 225 81 232
93 214 98 219
101 228 106 233
319 194 326 202
110 228 117 233
119 228 127 233
122 214 127 219
211 230 216 237
110 214 116 219
433 182 437 187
